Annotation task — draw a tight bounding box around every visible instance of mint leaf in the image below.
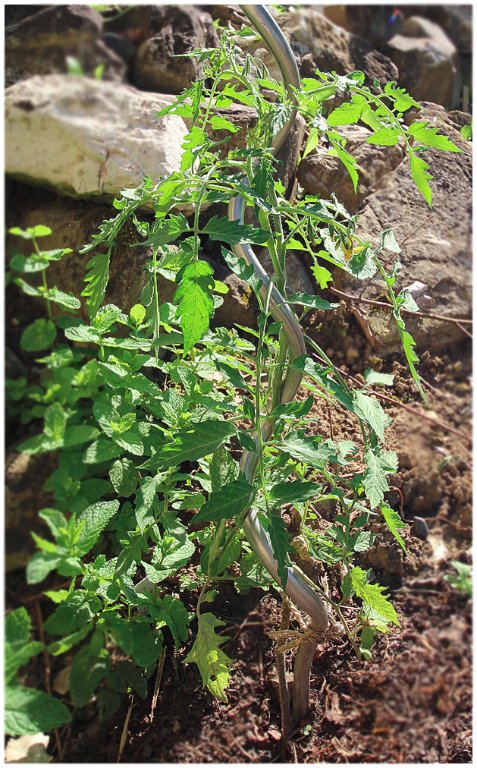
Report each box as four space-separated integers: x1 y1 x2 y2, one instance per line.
107 617 163 668
70 647 110 707
5 686 71 736
5 608 44 684
75 500 120 555
20 319 56 352
150 596 190 646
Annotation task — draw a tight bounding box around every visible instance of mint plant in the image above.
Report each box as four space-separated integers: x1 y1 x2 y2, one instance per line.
6 18 460 742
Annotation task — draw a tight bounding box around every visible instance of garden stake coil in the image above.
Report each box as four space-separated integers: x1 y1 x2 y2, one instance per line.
231 4 329 720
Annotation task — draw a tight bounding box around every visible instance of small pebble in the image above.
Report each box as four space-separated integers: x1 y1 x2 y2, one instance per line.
413 516 429 540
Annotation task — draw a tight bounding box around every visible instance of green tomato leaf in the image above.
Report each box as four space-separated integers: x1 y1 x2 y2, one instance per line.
346 567 399 625
81 252 110 319
174 259 215 353
408 121 461 153
381 503 406 551
140 420 236 470
194 479 256 523
185 612 232 702
409 149 433 207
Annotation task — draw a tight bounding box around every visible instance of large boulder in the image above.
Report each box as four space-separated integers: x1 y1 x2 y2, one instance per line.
336 104 472 353
5 75 187 207
276 8 399 85
5 185 258 329
133 6 219 94
386 17 459 109
5 4 126 86
297 124 406 213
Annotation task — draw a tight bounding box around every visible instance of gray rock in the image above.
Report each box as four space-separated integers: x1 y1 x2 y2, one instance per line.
413 516 430 540
5 75 187 208
297 124 405 213
276 8 399 85
5 4 126 86
133 6 218 94
337 103 471 353
386 16 458 109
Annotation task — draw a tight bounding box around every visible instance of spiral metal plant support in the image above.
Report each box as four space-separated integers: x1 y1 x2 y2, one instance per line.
230 5 329 721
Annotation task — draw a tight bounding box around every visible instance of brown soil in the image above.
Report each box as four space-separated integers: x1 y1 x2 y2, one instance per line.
6 321 472 764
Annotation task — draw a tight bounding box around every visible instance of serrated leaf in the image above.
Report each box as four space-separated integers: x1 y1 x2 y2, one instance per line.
185 612 232 702
353 392 390 441
367 127 400 146
107 618 163 668
268 512 293 588
209 115 240 133
194 479 256 523
140 420 236 470
203 216 269 245
280 434 336 468
381 504 406 551
81 252 110 319
408 121 461 153
363 448 389 509
287 293 336 310
75 500 120 555
327 94 367 126
347 567 399 625
5 686 71 736
44 592 101 635
409 150 433 207
384 83 420 113
150 596 190 646
174 260 215 352
109 458 138 497
181 125 207 171
135 474 164 533
364 369 394 387
269 481 322 506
